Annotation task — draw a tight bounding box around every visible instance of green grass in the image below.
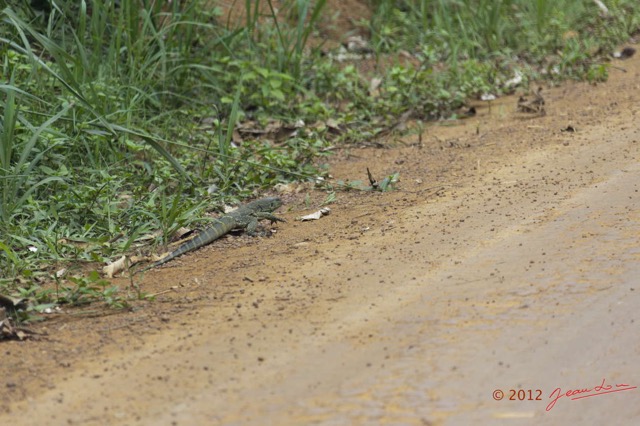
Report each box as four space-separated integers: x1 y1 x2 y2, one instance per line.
0 0 639 314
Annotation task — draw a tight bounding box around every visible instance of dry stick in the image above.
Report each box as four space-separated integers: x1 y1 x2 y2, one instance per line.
400 184 457 196
366 167 378 188
592 0 609 16
148 289 175 297
609 64 627 73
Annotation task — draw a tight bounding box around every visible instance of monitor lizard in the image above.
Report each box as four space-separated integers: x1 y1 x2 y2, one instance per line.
139 196 284 272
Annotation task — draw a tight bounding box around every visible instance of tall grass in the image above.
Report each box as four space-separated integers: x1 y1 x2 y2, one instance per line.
368 0 631 62
0 0 329 286
241 0 326 78
0 83 70 224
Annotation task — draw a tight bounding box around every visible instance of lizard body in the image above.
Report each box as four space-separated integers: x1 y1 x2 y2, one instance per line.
141 197 284 272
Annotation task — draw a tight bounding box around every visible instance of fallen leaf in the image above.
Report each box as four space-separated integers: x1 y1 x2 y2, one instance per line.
297 207 331 221
103 256 127 278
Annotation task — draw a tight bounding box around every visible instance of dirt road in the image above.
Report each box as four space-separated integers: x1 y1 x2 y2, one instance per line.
3 56 640 426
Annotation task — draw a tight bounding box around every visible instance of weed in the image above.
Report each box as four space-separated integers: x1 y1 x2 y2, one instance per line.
53 271 129 309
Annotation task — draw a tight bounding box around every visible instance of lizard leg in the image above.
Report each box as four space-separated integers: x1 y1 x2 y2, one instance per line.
246 218 260 236
246 215 284 236
254 212 286 224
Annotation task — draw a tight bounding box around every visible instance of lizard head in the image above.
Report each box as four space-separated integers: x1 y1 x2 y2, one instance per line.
261 197 283 210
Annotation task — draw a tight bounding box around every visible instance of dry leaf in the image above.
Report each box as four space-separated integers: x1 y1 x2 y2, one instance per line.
103 256 127 278
517 87 546 116
297 208 331 221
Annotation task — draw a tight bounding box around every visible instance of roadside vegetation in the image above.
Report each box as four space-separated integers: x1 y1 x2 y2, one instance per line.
1 0 639 313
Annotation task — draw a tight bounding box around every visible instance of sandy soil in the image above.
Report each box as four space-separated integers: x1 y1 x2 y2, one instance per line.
2 7 640 426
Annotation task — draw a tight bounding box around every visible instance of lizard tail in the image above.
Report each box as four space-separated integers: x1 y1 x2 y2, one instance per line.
150 217 236 268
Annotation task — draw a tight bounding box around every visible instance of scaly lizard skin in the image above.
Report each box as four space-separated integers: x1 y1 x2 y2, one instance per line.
141 197 284 272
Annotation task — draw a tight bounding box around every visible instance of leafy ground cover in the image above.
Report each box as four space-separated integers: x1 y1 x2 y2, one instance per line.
1 0 639 312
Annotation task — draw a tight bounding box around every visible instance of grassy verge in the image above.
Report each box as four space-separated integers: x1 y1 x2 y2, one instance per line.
0 0 639 315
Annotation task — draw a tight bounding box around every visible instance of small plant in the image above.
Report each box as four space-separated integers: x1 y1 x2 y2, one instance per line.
376 172 400 192
55 271 129 309
586 63 609 83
